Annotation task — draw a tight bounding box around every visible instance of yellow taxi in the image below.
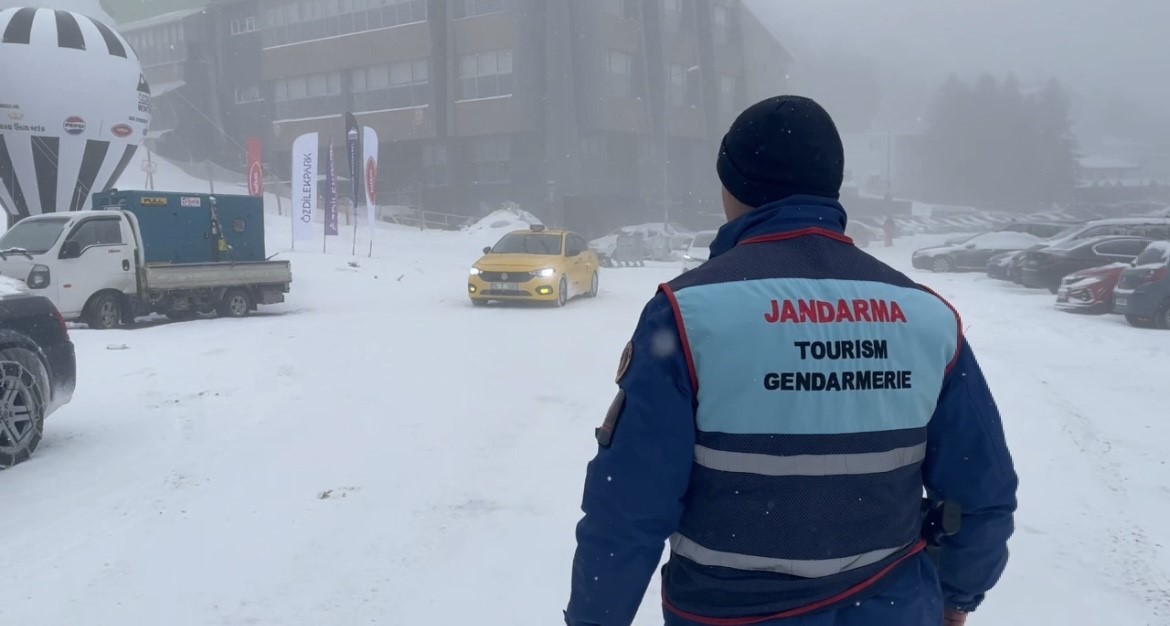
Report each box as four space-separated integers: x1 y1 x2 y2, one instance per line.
468 225 601 306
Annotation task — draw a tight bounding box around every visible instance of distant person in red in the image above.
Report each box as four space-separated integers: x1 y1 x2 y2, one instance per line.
884 216 897 247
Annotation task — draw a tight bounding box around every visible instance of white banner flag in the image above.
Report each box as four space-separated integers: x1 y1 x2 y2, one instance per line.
291 132 318 244
362 126 379 254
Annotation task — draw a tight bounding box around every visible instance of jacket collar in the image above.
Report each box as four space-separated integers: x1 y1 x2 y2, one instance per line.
708 195 849 259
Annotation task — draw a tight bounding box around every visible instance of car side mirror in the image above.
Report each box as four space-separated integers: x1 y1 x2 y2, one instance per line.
482 246 492 255
60 240 81 259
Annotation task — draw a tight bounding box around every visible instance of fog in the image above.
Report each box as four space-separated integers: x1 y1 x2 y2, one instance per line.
747 0 1170 149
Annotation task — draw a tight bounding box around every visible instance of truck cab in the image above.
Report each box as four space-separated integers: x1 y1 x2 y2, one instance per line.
0 211 137 323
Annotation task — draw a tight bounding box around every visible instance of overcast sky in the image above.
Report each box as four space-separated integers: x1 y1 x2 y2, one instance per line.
745 0 1170 115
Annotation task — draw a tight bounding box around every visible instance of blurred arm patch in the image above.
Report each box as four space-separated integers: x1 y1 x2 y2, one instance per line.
615 341 633 384
595 390 626 448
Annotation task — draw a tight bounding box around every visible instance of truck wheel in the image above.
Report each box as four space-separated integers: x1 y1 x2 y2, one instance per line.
218 289 253 318
86 293 123 330
0 347 48 469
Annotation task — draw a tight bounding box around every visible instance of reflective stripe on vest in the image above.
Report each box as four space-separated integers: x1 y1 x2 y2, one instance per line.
669 533 912 579
694 442 926 477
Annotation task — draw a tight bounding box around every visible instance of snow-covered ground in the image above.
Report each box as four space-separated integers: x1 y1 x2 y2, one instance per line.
1 192 1168 624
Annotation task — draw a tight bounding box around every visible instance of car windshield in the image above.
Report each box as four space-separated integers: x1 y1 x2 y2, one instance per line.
1134 241 1170 266
691 232 716 248
0 216 71 255
490 233 563 255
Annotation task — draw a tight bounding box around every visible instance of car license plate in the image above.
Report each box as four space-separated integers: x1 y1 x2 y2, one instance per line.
493 282 518 291
1114 296 1127 310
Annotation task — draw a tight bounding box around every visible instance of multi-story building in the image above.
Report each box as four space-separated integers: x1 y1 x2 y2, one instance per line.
257 0 789 235
118 7 221 163
110 0 267 171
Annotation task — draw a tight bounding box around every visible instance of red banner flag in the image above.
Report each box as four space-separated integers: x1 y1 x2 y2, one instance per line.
246 137 264 197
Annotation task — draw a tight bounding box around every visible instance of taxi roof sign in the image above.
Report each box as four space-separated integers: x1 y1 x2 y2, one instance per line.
530 224 546 232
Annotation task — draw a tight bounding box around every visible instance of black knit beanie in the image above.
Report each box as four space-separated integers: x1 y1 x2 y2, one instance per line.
716 95 845 207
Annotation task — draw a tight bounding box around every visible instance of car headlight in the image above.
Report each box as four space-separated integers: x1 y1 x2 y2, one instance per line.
469 267 482 276
534 268 556 278
26 264 50 289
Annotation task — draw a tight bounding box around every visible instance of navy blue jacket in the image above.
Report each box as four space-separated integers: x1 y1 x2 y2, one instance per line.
565 197 1018 626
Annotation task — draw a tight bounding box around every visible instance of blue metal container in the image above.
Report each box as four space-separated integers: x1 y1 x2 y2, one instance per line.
91 190 266 264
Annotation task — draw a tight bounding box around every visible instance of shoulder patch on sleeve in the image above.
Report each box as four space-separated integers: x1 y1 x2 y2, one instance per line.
615 340 633 384
595 390 626 448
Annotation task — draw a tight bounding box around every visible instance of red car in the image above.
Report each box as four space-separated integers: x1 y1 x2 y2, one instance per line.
1055 262 1128 314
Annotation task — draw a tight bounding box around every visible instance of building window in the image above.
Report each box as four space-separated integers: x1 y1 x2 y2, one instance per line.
662 0 682 31
352 58 430 112
235 86 262 103
451 0 508 19
580 135 608 182
470 136 510 184
712 1 736 45
604 0 638 19
457 50 513 101
718 73 740 114
272 70 344 120
606 50 634 99
123 24 185 66
230 16 257 35
422 142 449 186
261 0 427 49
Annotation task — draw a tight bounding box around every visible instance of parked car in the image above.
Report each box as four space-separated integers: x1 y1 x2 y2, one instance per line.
1113 241 1170 328
1011 217 1170 285
0 288 76 468
589 222 692 264
986 251 1019 280
1055 263 1129 314
681 230 717 272
911 231 1043 272
1020 236 1154 293
946 220 1072 245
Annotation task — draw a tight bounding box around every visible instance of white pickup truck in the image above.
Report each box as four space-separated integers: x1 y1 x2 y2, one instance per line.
0 210 291 329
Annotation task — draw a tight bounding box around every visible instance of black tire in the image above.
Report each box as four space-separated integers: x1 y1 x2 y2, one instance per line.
587 272 599 298
470 299 488 307
557 277 568 307
217 288 253 318
1155 299 1170 330
931 256 955 273
1125 314 1155 328
0 347 48 469
85 292 123 330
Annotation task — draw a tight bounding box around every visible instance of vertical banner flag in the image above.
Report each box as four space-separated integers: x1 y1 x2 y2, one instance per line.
362 126 378 256
291 132 318 245
324 142 339 237
246 137 264 197
345 112 362 254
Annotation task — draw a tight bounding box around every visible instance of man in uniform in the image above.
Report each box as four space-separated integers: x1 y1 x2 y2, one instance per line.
564 96 1018 626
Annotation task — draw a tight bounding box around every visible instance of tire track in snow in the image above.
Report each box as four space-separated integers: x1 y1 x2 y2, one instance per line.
1039 379 1170 623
